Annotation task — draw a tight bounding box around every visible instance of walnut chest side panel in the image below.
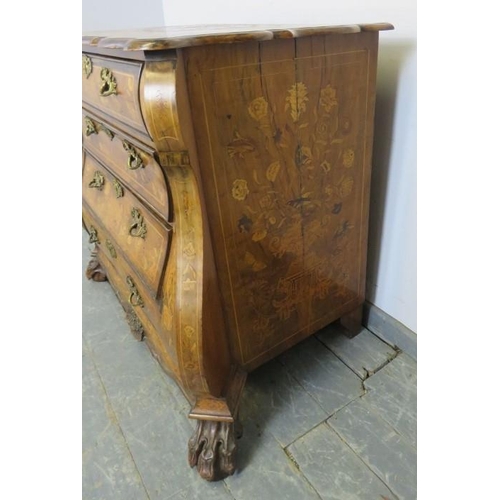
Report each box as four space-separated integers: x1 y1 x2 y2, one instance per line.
184 32 379 370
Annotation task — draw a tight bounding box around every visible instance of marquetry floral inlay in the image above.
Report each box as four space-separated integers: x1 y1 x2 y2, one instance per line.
248 97 269 121
232 179 249 201
285 83 308 122
227 131 256 159
266 161 281 182
220 68 362 351
320 85 338 112
342 148 355 168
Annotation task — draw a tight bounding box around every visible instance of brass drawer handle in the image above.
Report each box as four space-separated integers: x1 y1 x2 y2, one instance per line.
113 178 124 198
88 226 99 244
122 140 144 170
89 171 105 190
105 239 117 258
100 125 114 140
126 276 144 308
99 68 117 96
84 117 97 136
82 55 92 78
129 208 147 239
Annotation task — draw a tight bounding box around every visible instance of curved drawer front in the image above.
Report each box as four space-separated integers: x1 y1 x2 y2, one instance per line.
83 211 180 379
82 53 147 139
83 153 170 297
82 114 170 220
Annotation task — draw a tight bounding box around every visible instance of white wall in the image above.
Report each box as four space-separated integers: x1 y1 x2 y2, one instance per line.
83 0 164 32
82 0 417 333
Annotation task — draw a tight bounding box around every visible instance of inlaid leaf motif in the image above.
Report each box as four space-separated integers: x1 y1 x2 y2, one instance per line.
285 82 308 122
266 161 281 182
295 145 313 167
227 131 256 158
244 251 267 271
232 179 250 201
248 97 269 121
332 176 354 199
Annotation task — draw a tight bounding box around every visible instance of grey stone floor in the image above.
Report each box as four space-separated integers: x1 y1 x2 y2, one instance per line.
83 236 417 500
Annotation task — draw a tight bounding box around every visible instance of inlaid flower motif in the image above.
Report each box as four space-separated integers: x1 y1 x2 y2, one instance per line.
342 148 355 168
320 85 338 112
232 179 250 201
248 97 269 121
314 119 329 145
266 161 281 182
259 194 273 209
285 82 308 122
321 160 331 173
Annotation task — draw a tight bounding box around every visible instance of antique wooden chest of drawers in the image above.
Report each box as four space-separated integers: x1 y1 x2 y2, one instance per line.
82 23 393 481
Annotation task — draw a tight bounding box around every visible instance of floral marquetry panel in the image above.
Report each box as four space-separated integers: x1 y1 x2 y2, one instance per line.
185 34 378 369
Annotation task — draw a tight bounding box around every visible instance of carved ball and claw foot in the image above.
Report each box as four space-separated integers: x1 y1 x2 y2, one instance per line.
85 251 107 282
188 419 239 481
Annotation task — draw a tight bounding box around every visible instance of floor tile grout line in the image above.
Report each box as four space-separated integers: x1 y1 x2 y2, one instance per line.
273 433 323 500
282 394 365 450
83 336 153 500
323 412 402 500
359 390 417 452
328 400 416 477
313 334 369 381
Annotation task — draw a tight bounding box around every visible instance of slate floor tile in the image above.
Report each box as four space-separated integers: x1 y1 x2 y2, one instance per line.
225 421 321 500
328 399 417 500
279 337 365 414
241 359 328 447
83 348 149 500
363 353 417 447
288 422 396 500
316 324 397 379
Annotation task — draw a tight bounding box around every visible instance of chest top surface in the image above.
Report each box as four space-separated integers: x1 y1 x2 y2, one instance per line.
82 23 393 51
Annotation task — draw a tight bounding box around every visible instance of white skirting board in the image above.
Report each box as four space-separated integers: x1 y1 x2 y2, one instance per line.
363 302 417 361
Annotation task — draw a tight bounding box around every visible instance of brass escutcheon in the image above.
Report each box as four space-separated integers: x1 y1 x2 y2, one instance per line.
99 67 117 96
113 178 124 198
105 239 117 258
82 55 92 78
89 171 105 190
88 226 99 244
126 276 144 308
122 140 144 170
129 208 147 239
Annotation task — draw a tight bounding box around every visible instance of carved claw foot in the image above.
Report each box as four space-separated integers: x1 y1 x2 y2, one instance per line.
85 254 107 282
188 420 237 481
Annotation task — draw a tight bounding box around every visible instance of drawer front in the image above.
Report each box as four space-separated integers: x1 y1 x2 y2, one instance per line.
83 152 171 297
82 113 170 220
82 53 147 139
83 209 160 322
83 210 181 381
